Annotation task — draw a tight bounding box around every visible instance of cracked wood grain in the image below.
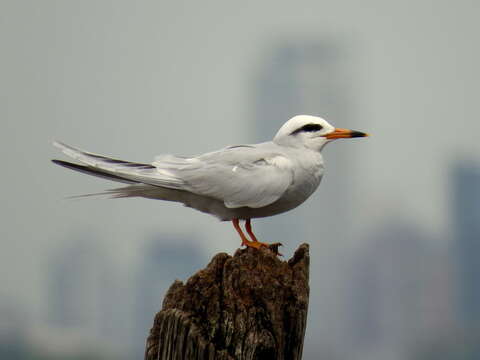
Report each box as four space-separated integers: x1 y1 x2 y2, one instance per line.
145 243 310 360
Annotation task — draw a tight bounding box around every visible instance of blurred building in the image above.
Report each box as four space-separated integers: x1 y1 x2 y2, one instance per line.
44 233 207 359
452 163 480 331
252 40 360 356
48 237 102 329
0 299 31 359
131 237 206 358
252 39 358 243
345 220 454 360
46 234 126 356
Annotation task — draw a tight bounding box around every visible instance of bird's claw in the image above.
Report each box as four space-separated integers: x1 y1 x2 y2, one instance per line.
242 240 283 256
242 239 268 249
268 242 283 256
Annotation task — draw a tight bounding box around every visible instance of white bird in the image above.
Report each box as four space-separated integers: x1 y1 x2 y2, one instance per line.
52 115 368 250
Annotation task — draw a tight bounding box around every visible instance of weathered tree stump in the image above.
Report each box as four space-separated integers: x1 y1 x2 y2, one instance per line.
145 243 310 360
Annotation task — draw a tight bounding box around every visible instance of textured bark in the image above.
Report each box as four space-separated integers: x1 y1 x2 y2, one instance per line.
145 243 310 360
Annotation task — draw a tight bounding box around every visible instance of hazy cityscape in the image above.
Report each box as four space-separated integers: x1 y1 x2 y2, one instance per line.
2 163 478 359
2 1 480 359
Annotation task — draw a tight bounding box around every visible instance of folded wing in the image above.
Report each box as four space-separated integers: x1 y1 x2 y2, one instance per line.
53 142 294 209
160 146 295 208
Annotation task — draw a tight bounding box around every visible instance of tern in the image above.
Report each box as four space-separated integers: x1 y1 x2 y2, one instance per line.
52 115 368 250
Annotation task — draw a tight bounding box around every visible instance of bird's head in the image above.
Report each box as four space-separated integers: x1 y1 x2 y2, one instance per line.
273 115 368 151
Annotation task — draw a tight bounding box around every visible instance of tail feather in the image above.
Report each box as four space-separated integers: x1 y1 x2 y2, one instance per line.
53 141 156 171
52 141 185 189
87 184 185 201
52 160 138 184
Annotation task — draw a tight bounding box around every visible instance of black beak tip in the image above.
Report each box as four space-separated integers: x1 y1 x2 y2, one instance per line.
351 131 368 138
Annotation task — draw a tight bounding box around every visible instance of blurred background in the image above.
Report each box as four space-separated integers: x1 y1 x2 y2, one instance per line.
1 1 479 359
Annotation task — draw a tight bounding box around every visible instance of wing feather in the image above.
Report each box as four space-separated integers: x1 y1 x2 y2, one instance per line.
54 142 294 209
167 147 295 208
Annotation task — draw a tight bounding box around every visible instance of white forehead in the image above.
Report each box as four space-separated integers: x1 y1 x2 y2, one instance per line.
275 115 333 137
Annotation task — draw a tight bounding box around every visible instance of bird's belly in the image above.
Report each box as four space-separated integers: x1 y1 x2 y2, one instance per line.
178 163 324 221
232 171 323 220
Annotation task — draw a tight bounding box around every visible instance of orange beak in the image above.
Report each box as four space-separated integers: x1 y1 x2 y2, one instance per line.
325 128 369 139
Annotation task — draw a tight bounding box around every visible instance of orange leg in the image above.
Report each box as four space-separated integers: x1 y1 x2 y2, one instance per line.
232 219 269 250
245 219 259 242
232 218 250 247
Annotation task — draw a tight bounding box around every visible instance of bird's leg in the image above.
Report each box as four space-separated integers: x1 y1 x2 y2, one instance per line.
232 219 266 249
245 219 259 242
232 218 251 247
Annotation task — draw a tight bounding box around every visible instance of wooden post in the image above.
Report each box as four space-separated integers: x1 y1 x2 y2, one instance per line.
145 243 310 360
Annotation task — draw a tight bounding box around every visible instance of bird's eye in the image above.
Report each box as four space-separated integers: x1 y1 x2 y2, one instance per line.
301 124 323 132
290 123 323 135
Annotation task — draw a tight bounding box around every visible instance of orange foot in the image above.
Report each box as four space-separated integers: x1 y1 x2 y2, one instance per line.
242 238 269 249
232 219 282 255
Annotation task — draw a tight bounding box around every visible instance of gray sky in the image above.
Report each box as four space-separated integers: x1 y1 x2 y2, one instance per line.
1 0 479 353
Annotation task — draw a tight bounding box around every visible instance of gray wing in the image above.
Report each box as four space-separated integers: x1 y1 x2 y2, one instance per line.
153 145 295 208
54 142 294 209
